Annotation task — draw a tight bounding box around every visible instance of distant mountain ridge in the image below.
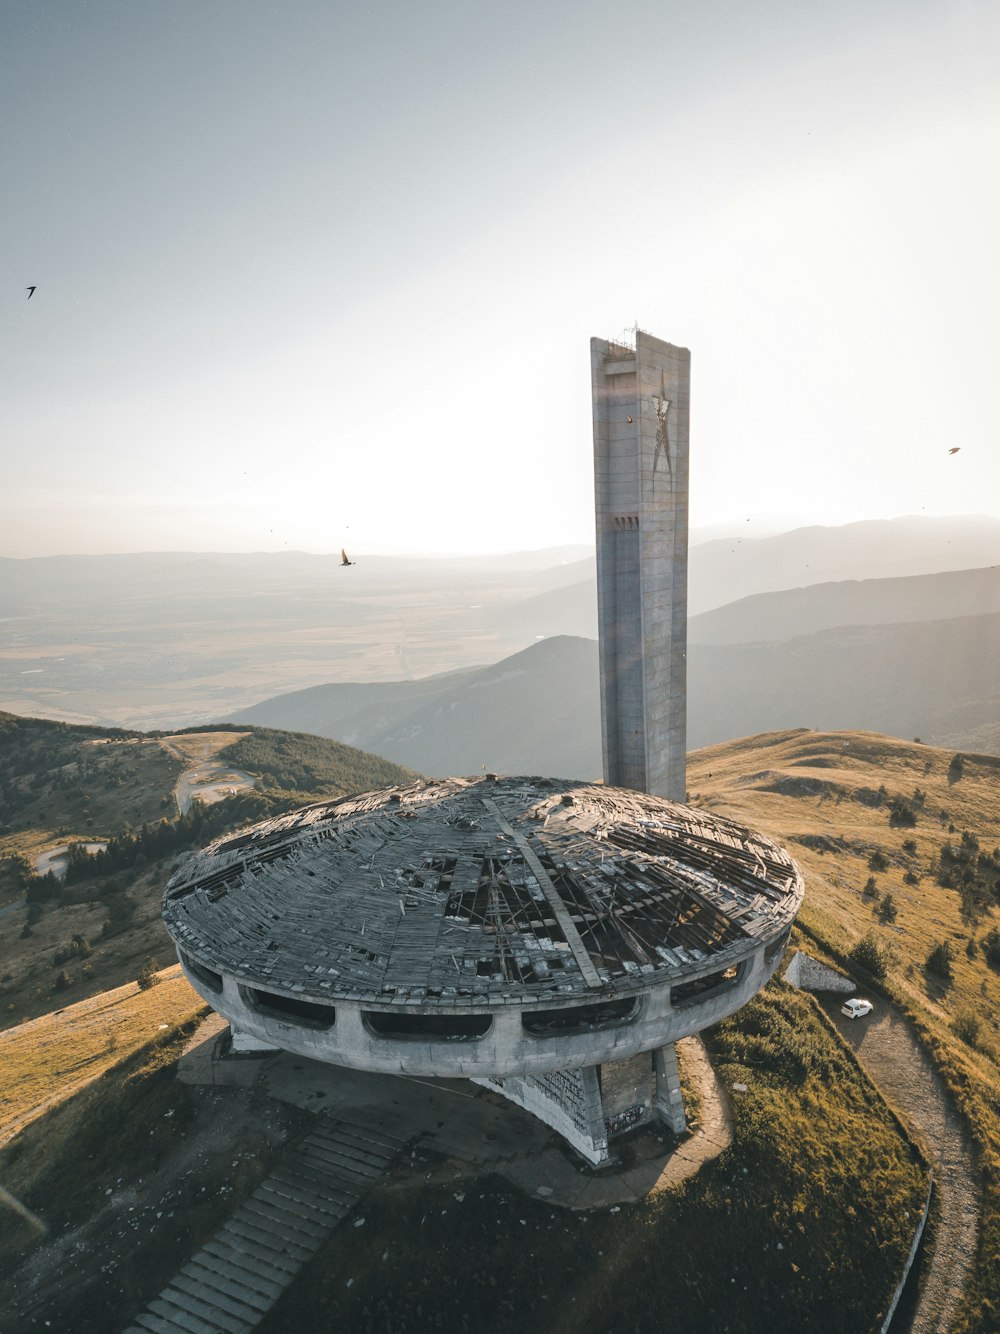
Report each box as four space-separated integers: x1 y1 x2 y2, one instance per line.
689 563 1000 645
230 637 603 779
230 600 1000 773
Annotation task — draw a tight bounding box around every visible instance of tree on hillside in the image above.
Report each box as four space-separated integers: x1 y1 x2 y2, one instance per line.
876 892 898 924
925 940 954 983
849 931 889 980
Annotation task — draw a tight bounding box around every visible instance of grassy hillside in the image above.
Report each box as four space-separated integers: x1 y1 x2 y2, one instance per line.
0 981 926 1334
688 729 1000 1331
256 986 925 1334
0 714 416 1028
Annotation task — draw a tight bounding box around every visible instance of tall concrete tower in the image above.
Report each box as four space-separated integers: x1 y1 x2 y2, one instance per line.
591 329 690 801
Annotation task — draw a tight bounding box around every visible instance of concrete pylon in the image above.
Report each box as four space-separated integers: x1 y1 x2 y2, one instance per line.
591 329 690 802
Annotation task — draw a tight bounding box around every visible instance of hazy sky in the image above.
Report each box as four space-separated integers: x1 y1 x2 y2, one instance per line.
3 0 998 557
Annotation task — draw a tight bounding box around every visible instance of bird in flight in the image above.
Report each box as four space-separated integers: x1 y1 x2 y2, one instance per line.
341 548 355 567
948 447 961 455
25 286 36 299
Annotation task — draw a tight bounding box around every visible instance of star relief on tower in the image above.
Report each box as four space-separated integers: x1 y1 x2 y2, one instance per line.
652 371 672 480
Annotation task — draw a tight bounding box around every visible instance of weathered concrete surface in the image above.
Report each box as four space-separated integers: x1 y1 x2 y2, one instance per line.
178 1021 732 1213
592 329 690 801
820 997 979 1334
784 949 855 993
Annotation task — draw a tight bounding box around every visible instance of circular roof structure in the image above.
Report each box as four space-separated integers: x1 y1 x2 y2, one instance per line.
163 775 802 1014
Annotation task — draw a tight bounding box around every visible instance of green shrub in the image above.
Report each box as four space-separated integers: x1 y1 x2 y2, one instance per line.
981 927 1000 970
888 797 917 828
849 931 889 980
951 1010 981 1047
135 959 160 991
876 891 898 924
925 940 954 982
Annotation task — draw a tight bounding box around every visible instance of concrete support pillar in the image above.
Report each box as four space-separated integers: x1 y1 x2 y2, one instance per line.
653 1041 687 1134
472 1065 610 1167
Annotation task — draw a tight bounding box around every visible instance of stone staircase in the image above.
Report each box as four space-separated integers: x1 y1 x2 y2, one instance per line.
124 1115 407 1334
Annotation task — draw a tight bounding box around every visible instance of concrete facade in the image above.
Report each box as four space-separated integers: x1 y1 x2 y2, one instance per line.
591 329 690 801
165 775 801 1165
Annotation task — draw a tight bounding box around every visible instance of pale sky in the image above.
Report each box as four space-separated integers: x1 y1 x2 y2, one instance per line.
3 0 998 557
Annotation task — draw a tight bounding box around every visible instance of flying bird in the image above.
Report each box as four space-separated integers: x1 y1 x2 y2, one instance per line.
25 286 36 299
626 415 633 423
341 548 355 567
948 447 961 455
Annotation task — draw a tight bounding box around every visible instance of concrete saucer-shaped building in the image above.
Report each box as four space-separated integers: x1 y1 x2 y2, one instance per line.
163 774 803 1164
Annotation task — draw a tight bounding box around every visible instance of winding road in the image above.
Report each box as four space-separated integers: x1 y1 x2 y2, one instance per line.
820 996 979 1334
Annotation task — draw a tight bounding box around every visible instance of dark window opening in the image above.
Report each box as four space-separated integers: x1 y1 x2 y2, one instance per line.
240 985 336 1030
523 997 639 1036
180 950 223 994
671 960 748 1007
364 1011 492 1041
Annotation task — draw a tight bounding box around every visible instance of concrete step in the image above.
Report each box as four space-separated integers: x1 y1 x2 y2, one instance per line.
201 1236 299 1288
255 1179 351 1227
180 1258 275 1312
171 1269 266 1324
329 1112 410 1148
310 1123 400 1162
127 1314 189 1334
157 1281 251 1334
147 1296 220 1334
221 1213 312 1265
267 1163 359 1211
302 1140 387 1183
239 1194 331 1245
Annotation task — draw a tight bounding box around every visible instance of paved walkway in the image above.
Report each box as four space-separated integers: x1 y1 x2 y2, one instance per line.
820 997 979 1334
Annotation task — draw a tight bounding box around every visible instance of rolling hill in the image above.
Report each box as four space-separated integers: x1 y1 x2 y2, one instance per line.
0 715 416 1027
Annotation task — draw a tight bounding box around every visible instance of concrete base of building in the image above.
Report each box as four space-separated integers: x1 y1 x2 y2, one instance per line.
474 1042 687 1166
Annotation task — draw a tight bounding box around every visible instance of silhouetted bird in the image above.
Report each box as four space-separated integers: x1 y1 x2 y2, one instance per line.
341 548 355 567
948 447 960 455
25 286 36 299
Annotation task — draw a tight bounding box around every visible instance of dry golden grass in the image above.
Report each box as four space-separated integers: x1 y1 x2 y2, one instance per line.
0 964 204 1146
689 728 1000 1331
689 728 1000 1033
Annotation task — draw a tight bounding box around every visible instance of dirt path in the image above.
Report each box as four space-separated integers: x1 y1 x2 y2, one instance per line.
159 733 255 816
820 997 979 1334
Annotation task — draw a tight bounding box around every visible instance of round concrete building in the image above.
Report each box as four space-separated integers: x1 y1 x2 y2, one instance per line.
163 774 802 1164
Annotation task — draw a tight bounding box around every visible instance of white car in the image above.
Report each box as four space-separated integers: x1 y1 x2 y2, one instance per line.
842 998 874 1019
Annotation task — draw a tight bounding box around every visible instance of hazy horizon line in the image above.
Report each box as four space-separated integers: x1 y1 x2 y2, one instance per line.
3 510 1000 563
